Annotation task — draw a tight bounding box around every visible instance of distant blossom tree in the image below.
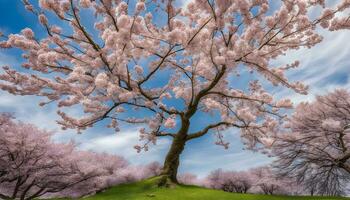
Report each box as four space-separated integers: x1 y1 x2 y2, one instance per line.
205 169 254 193
220 171 253 193
57 151 129 198
177 173 199 185
205 168 226 189
112 162 162 184
249 166 287 195
1 0 350 186
144 161 163 177
272 89 350 196
0 113 129 200
0 114 98 200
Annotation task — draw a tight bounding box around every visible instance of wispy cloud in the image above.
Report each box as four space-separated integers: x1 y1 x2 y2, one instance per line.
79 129 171 165
272 29 350 103
180 131 271 177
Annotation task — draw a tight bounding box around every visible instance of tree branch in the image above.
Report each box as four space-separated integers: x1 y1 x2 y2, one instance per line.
187 122 245 140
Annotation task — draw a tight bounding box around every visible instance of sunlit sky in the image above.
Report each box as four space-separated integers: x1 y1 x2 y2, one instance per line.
0 0 350 177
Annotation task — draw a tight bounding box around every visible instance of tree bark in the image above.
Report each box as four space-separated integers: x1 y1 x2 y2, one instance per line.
158 119 189 187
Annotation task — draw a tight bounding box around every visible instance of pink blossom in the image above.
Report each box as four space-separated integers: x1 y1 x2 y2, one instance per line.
134 65 144 74
38 0 50 9
117 14 130 28
39 14 48 25
275 99 293 108
321 118 341 130
168 29 186 44
95 73 108 88
237 107 256 122
50 25 62 34
164 115 176 128
135 1 146 13
116 1 128 14
214 56 226 65
21 28 34 39
118 91 134 101
80 0 91 8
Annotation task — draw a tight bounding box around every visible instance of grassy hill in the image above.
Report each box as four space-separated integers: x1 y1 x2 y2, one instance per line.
64 177 348 200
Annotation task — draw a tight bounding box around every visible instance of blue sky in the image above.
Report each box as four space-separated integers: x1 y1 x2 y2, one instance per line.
0 0 350 178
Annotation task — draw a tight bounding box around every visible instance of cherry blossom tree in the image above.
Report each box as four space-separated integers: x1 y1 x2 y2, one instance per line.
143 161 163 177
204 169 253 193
0 113 128 200
56 151 129 198
272 89 350 196
205 168 226 189
219 171 253 193
249 166 288 195
1 0 350 186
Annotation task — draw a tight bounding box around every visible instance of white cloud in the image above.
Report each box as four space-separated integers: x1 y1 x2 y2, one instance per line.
271 29 350 104
79 129 171 165
0 91 58 129
181 148 271 178
178 130 272 177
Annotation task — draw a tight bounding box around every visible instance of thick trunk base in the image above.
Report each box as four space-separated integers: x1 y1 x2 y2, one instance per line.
157 159 180 187
157 136 186 187
157 174 178 188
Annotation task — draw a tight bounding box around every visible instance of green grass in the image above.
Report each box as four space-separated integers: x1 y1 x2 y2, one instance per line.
59 177 349 200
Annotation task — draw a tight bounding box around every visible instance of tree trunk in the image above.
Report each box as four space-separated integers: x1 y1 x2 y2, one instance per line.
158 120 189 187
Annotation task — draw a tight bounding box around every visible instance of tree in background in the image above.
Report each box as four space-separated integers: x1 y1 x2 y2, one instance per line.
272 89 350 196
249 166 288 195
205 169 253 193
56 151 129 198
177 173 199 186
0 114 102 199
220 171 253 194
198 166 300 195
1 0 350 186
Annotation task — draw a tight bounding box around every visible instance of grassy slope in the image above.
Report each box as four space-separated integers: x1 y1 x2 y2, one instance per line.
76 177 349 200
